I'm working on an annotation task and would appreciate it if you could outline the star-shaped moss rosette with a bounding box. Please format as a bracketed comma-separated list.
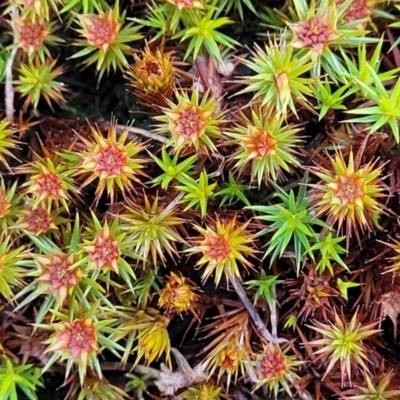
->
[82, 212, 138, 292]
[16, 150, 77, 212]
[13, 215, 114, 326]
[44, 317, 98, 369]
[307, 149, 387, 247]
[72, 2, 143, 80]
[11, 16, 63, 62]
[11, 200, 67, 238]
[200, 313, 253, 389]
[83, 219, 119, 275]
[119, 194, 187, 267]
[109, 306, 172, 367]
[125, 44, 174, 94]
[15, 57, 67, 110]
[149, 146, 197, 190]
[35, 301, 124, 385]
[238, 39, 314, 117]
[307, 232, 348, 275]
[38, 301, 123, 385]
[175, 170, 216, 217]
[186, 215, 257, 286]
[34, 252, 83, 306]
[71, 121, 148, 205]
[285, 0, 373, 80]
[132, 313, 171, 366]
[155, 88, 224, 156]
[289, 5, 341, 55]
[124, 44, 177, 107]
[172, 4, 238, 62]
[225, 105, 302, 187]
[0, 234, 32, 302]
[215, 171, 252, 207]
[249, 180, 327, 275]
[203, 333, 249, 389]
[253, 342, 302, 398]
[305, 311, 380, 386]
[158, 272, 200, 315]
[337, 0, 377, 29]
[345, 62, 400, 144]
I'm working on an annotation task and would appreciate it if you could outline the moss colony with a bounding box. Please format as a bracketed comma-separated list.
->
[1, 0, 400, 399]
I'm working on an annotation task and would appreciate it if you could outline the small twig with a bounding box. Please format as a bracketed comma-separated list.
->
[163, 191, 185, 214]
[100, 119, 168, 144]
[208, 153, 226, 179]
[229, 276, 285, 345]
[5, 9, 19, 120]
[120, 124, 168, 144]
[230, 276, 315, 400]
[98, 118, 167, 143]
[270, 285, 278, 339]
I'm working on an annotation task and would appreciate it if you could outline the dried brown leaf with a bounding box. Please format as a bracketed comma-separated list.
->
[380, 291, 400, 339]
